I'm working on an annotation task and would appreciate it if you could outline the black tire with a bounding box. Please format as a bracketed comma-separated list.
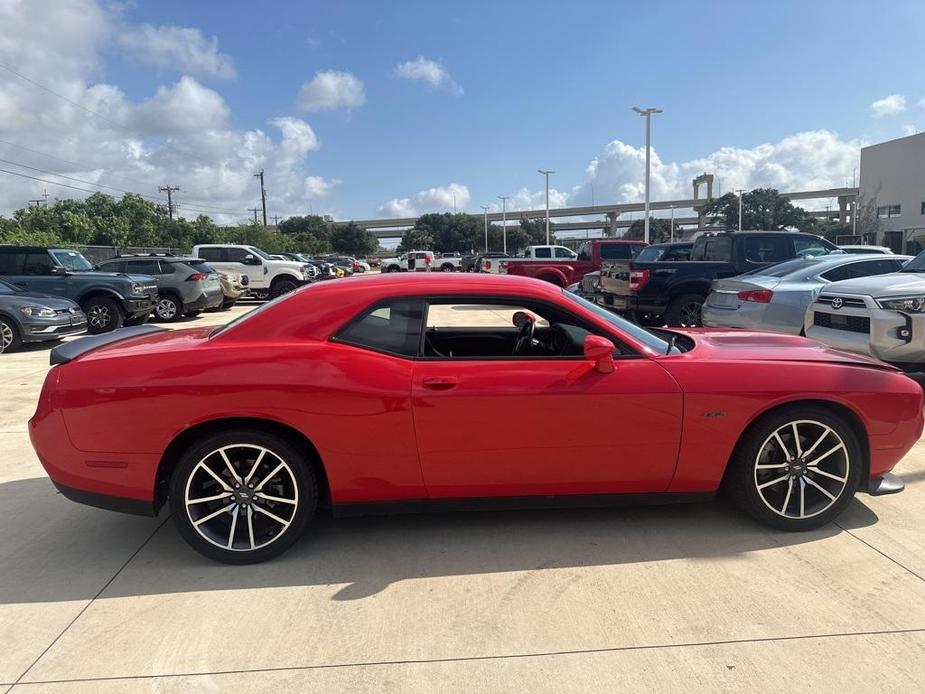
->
[440, 263, 455, 272]
[270, 278, 299, 298]
[386, 265, 401, 273]
[124, 313, 150, 327]
[221, 299, 237, 310]
[626, 310, 664, 327]
[538, 274, 564, 287]
[153, 296, 182, 322]
[185, 310, 202, 318]
[664, 293, 705, 327]
[81, 297, 124, 334]
[724, 405, 862, 531]
[169, 428, 318, 564]
[0, 316, 22, 352]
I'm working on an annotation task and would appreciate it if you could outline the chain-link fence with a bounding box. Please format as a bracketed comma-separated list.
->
[78, 245, 189, 265]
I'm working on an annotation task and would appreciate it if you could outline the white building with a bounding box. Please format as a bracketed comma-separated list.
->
[859, 132, 925, 253]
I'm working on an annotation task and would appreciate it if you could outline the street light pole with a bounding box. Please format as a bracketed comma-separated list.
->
[497, 196, 509, 254]
[632, 106, 663, 244]
[538, 169, 555, 244]
[670, 205, 675, 242]
[735, 189, 746, 231]
[480, 205, 489, 252]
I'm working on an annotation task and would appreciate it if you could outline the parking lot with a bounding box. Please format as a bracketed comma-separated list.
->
[2, 301, 925, 693]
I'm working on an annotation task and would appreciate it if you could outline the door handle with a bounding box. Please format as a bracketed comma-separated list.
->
[423, 376, 458, 390]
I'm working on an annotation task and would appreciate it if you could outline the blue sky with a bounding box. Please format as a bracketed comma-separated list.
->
[1, 0, 924, 222]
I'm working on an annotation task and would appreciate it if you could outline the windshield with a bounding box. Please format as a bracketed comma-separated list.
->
[563, 291, 673, 354]
[0, 279, 20, 294]
[900, 251, 925, 273]
[51, 250, 93, 271]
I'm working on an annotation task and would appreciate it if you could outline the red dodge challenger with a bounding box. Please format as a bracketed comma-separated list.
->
[30, 273, 923, 563]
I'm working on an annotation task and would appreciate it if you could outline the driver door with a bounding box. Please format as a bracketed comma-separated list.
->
[411, 299, 683, 499]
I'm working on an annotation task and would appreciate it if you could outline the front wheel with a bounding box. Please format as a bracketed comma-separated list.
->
[664, 293, 704, 327]
[270, 278, 298, 298]
[724, 406, 861, 531]
[81, 297, 124, 334]
[440, 263, 455, 272]
[169, 429, 318, 563]
[0, 317, 22, 352]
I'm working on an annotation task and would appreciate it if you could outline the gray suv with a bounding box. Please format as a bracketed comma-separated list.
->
[97, 255, 223, 322]
[0, 247, 158, 333]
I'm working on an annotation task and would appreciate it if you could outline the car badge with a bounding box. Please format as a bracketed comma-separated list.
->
[830, 297, 843, 310]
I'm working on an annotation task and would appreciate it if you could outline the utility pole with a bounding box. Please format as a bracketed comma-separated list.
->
[590, 182, 595, 208]
[632, 106, 663, 244]
[735, 189, 746, 231]
[271, 215, 282, 226]
[28, 198, 44, 208]
[254, 169, 268, 226]
[538, 169, 555, 244]
[497, 196, 510, 254]
[453, 192, 457, 214]
[248, 207, 260, 224]
[42, 188, 49, 205]
[480, 205, 489, 251]
[670, 205, 675, 242]
[159, 185, 180, 220]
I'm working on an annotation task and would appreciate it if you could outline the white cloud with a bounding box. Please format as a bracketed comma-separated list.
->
[902, 124, 918, 136]
[393, 57, 462, 95]
[296, 70, 365, 112]
[0, 1, 334, 223]
[379, 183, 470, 217]
[118, 24, 236, 79]
[304, 175, 339, 197]
[870, 94, 906, 118]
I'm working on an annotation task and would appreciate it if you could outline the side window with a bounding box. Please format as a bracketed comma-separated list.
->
[23, 252, 55, 275]
[535, 247, 552, 258]
[744, 236, 790, 264]
[198, 248, 224, 262]
[0, 252, 24, 274]
[600, 244, 634, 260]
[125, 260, 160, 275]
[226, 248, 253, 263]
[335, 299, 425, 357]
[554, 247, 573, 258]
[821, 260, 897, 282]
[158, 261, 177, 274]
[663, 248, 691, 261]
[700, 238, 732, 261]
[98, 260, 125, 273]
[793, 236, 833, 257]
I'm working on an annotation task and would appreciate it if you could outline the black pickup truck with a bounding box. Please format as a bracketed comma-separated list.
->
[597, 231, 839, 326]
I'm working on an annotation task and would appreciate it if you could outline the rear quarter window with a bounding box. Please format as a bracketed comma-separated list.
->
[334, 299, 425, 357]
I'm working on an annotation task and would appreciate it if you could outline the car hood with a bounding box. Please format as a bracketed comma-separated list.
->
[0, 292, 81, 309]
[671, 328, 896, 370]
[823, 272, 925, 298]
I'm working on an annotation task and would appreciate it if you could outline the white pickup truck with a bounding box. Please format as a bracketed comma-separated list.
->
[192, 244, 314, 299]
[381, 251, 437, 272]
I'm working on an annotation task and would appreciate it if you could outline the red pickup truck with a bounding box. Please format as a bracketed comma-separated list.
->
[499, 240, 647, 286]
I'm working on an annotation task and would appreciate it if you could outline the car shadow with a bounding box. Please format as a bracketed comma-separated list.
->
[0, 476, 881, 606]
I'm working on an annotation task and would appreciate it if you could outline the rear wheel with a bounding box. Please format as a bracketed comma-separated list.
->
[724, 406, 861, 531]
[665, 293, 704, 327]
[440, 263, 455, 272]
[81, 297, 123, 334]
[0, 317, 22, 352]
[169, 429, 318, 563]
[154, 296, 182, 322]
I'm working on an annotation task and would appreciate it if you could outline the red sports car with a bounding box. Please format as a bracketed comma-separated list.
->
[30, 274, 923, 563]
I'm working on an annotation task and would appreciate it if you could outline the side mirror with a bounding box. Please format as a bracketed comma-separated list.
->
[584, 335, 615, 374]
[243, 254, 261, 266]
[50, 265, 66, 275]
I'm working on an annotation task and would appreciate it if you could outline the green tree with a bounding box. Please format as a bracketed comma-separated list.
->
[278, 215, 333, 253]
[410, 213, 485, 253]
[331, 222, 378, 256]
[624, 218, 674, 243]
[397, 227, 435, 253]
[702, 188, 815, 231]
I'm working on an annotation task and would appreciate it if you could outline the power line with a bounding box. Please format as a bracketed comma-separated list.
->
[0, 63, 122, 129]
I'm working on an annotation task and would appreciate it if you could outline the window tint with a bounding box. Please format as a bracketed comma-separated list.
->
[125, 259, 160, 274]
[336, 299, 425, 357]
[186, 260, 213, 274]
[695, 237, 732, 261]
[198, 247, 224, 262]
[98, 260, 125, 273]
[821, 259, 901, 282]
[554, 247, 574, 258]
[744, 236, 791, 264]
[158, 261, 177, 274]
[0, 252, 23, 274]
[534, 247, 552, 258]
[793, 236, 835, 257]
[662, 247, 691, 261]
[227, 247, 255, 263]
[23, 252, 55, 275]
[600, 244, 636, 260]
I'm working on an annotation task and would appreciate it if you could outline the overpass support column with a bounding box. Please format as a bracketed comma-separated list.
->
[838, 196, 849, 224]
[607, 212, 620, 237]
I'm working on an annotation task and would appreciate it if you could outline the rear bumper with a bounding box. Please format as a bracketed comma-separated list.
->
[52, 481, 156, 516]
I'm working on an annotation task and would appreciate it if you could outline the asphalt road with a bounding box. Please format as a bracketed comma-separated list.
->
[2, 301, 924, 693]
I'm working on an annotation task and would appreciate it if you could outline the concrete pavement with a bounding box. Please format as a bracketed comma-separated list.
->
[2, 301, 924, 693]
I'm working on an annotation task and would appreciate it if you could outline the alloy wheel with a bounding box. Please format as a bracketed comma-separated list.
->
[678, 301, 702, 327]
[87, 304, 111, 329]
[156, 298, 178, 320]
[184, 444, 299, 552]
[0, 321, 12, 350]
[753, 419, 850, 519]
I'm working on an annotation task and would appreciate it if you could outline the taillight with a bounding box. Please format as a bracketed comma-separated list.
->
[484, 260, 492, 270]
[737, 289, 773, 303]
[185, 272, 205, 282]
[629, 269, 650, 292]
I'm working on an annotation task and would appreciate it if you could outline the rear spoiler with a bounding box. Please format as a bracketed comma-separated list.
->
[50, 325, 168, 366]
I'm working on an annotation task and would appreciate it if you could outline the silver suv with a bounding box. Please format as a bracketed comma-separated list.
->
[804, 252, 925, 369]
[98, 255, 223, 322]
